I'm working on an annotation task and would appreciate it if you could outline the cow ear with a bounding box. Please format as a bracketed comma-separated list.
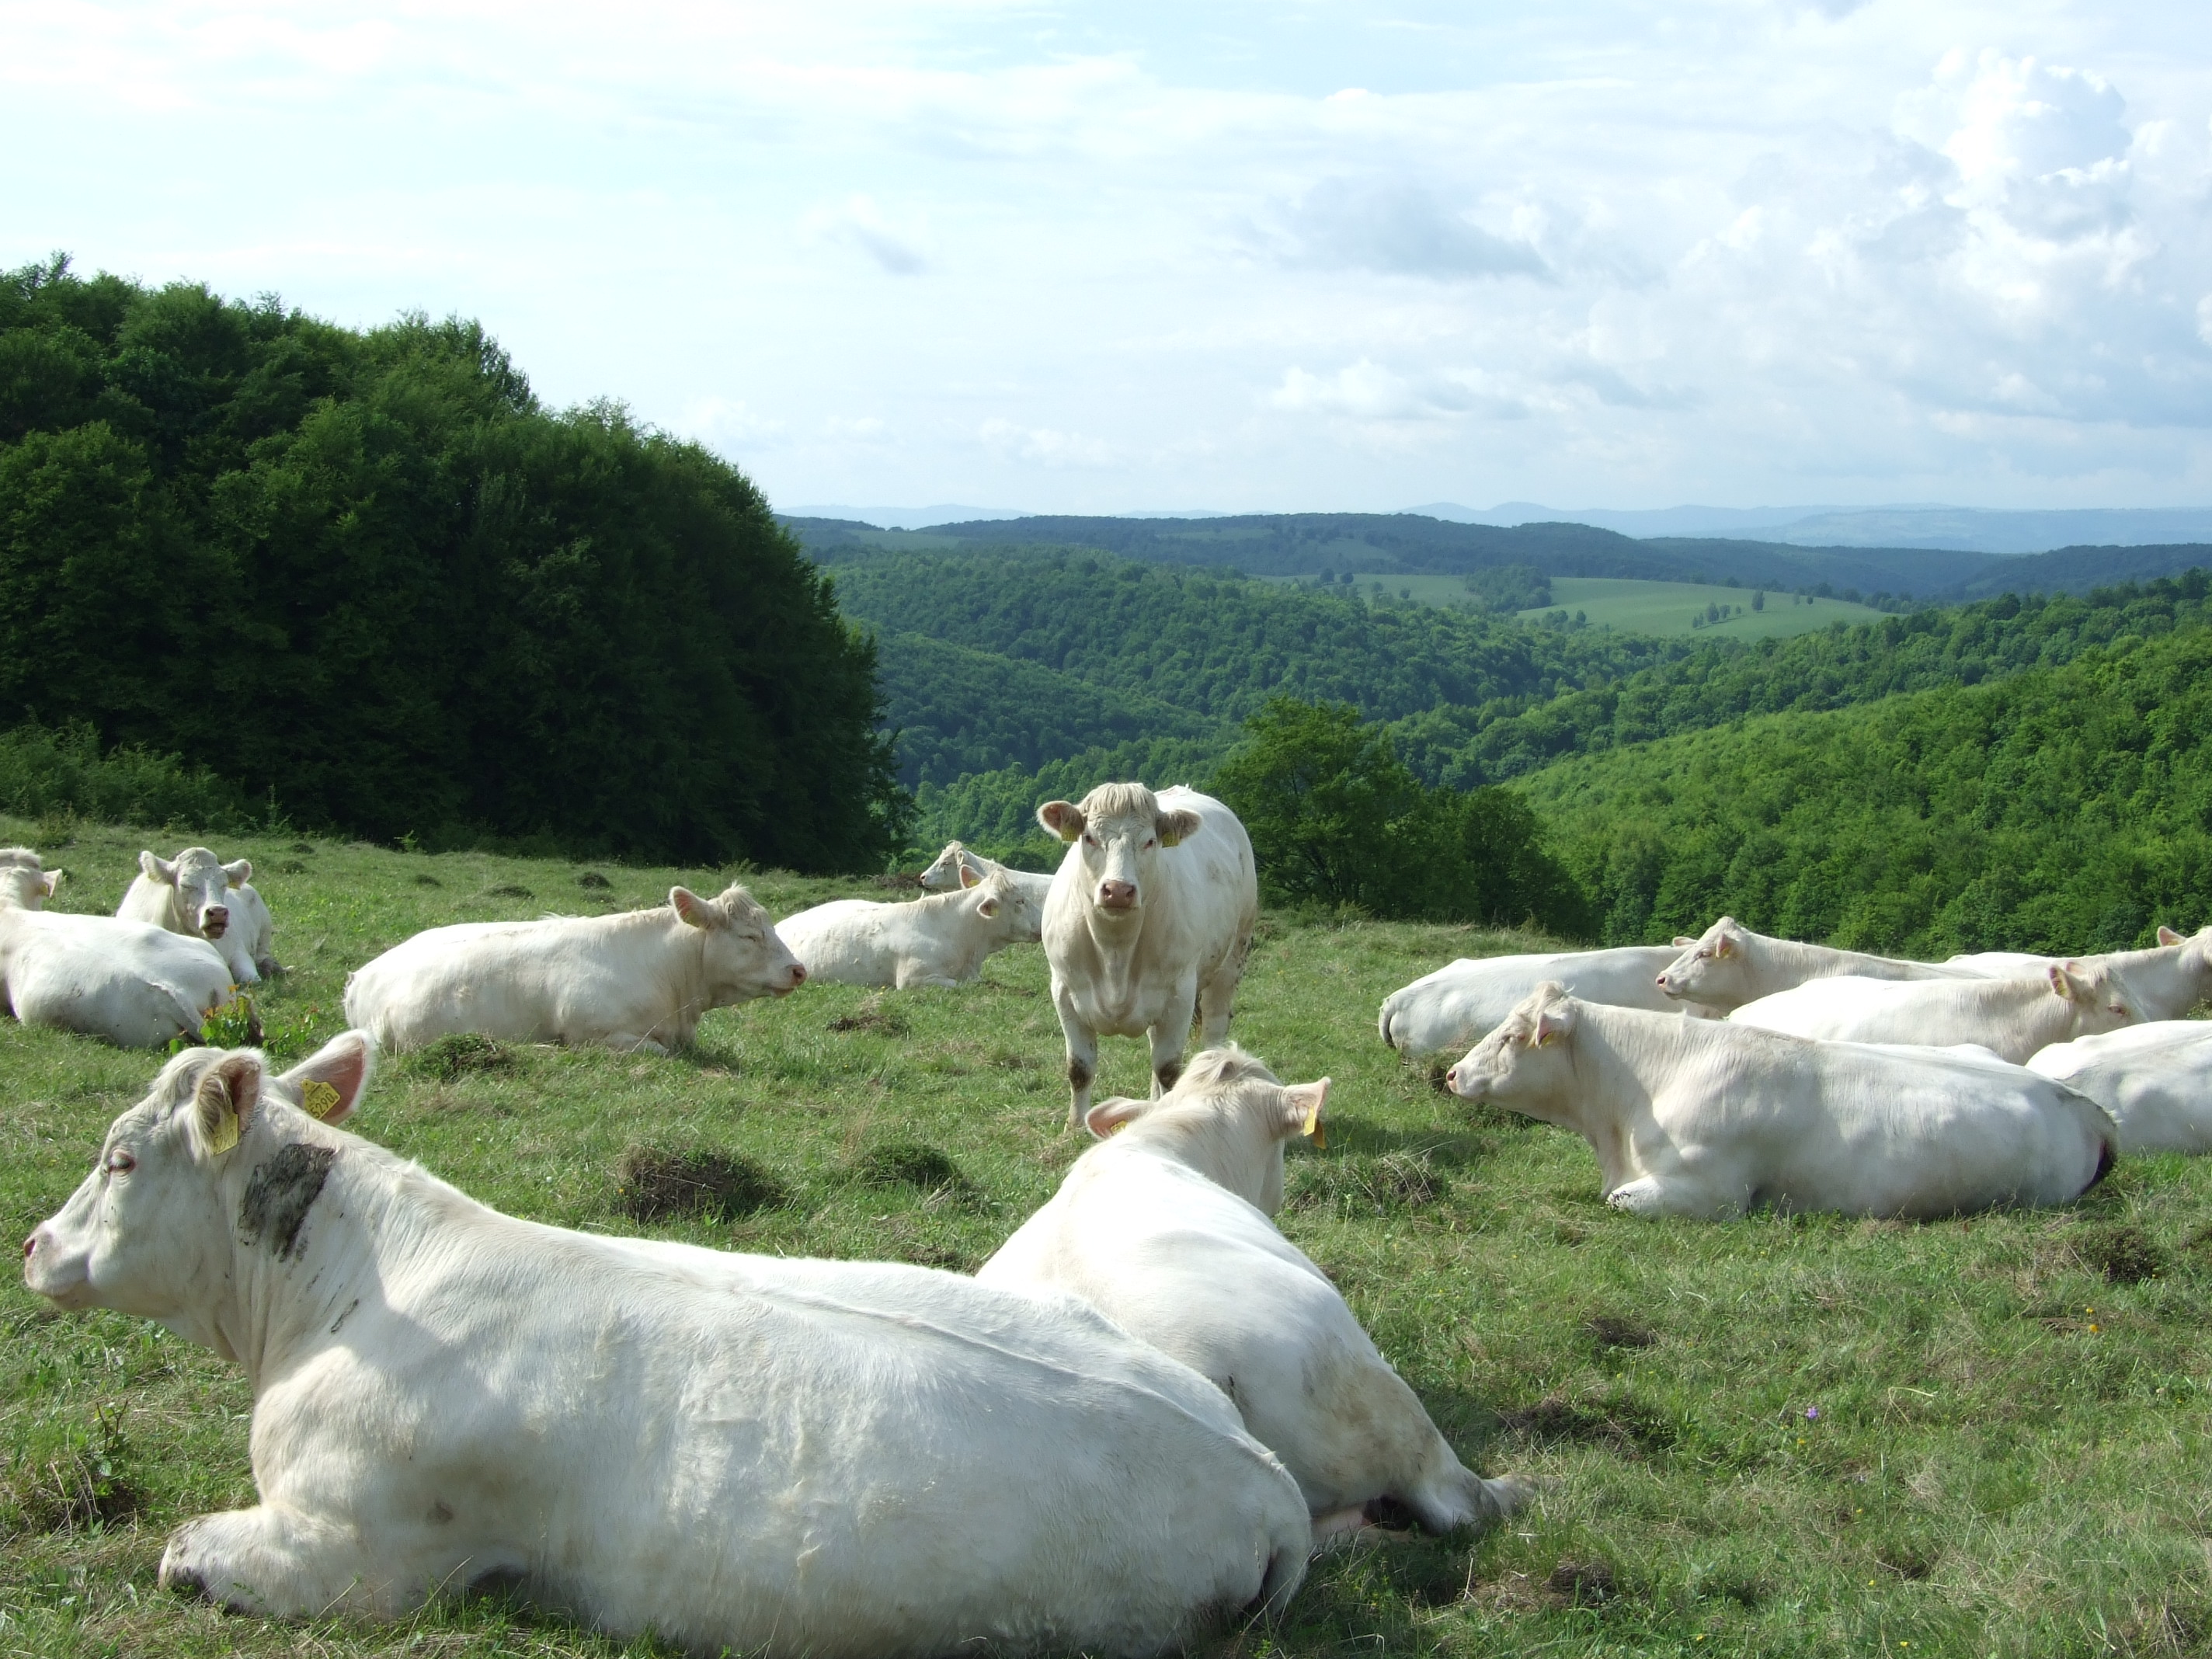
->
[222, 859, 252, 889]
[1038, 801, 1085, 843]
[1084, 1097, 1148, 1139]
[1156, 809, 1202, 847]
[277, 1031, 374, 1125]
[670, 886, 721, 929]
[141, 851, 176, 885]
[958, 863, 982, 889]
[1673, 937, 1695, 947]
[2159, 926, 2183, 946]
[190, 1055, 263, 1159]
[41, 870, 62, 897]
[1533, 1003, 1576, 1045]
[2048, 962, 2089, 1002]
[1282, 1079, 1330, 1149]
[976, 895, 1000, 919]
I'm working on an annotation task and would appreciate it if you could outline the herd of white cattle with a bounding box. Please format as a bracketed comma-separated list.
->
[13, 778, 2212, 1657]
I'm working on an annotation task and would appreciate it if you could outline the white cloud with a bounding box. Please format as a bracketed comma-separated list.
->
[802, 195, 929, 275]
[979, 418, 1116, 467]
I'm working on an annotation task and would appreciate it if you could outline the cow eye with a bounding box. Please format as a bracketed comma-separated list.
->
[1082, 833, 1098, 847]
[104, 1149, 136, 1175]
[1143, 838, 1156, 849]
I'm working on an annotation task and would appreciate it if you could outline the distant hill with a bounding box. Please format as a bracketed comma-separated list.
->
[1414, 502, 2212, 554]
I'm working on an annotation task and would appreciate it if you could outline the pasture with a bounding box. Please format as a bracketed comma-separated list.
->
[1518, 579, 1887, 639]
[4, 818, 2211, 1658]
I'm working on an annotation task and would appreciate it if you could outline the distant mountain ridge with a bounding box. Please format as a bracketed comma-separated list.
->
[1410, 502, 2212, 554]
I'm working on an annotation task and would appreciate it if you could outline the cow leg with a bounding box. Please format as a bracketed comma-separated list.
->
[1195, 936, 1249, 1047]
[600, 1033, 670, 1056]
[1053, 988, 1098, 1129]
[1147, 976, 1201, 1097]
[160, 1504, 435, 1619]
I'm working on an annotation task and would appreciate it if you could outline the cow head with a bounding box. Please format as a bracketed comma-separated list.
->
[142, 847, 250, 941]
[1083, 1045, 1329, 1215]
[673, 884, 808, 1000]
[2048, 959, 2141, 1032]
[1445, 982, 1579, 1120]
[23, 1033, 373, 1341]
[917, 841, 979, 894]
[969, 868, 1045, 944]
[0, 863, 61, 912]
[1655, 916, 1751, 1006]
[1037, 783, 1201, 917]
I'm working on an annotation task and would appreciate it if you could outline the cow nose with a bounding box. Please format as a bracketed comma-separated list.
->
[788, 963, 807, 985]
[1099, 881, 1136, 909]
[22, 1231, 37, 1261]
[1654, 973, 1668, 989]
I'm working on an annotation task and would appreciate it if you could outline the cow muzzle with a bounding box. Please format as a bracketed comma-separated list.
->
[200, 906, 230, 938]
[1097, 881, 1137, 912]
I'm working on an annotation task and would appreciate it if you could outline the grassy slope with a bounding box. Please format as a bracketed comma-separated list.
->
[5, 819, 2211, 1657]
[1525, 579, 1887, 640]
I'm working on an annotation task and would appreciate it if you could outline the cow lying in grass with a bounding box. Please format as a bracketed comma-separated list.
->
[0, 862, 232, 1048]
[1727, 963, 2141, 1063]
[343, 885, 805, 1053]
[980, 1045, 1528, 1538]
[120, 846, 280, 984]
[23, 1035, 1311, 1657]
[1947, 925, 2212, 1020]
[1379, 945, 1722, 1056]
[917, 840, 1053, 917]
[1445, 983, 2117, 1219]
[777, 869, 1042, 988]
[1654, 916, 1976, 1013]
[2029, 1022, 2212, 1155]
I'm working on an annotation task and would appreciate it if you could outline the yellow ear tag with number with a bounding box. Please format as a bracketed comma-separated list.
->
[204, 1110, 239, 1156]
[301, 1080, 341, 1121]
[1302, 1103, 1326, 1151]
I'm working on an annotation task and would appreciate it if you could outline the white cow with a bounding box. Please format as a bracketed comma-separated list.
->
[343, 885, 805, 1054]
[917, 840, 1054, 925]
[778, 870, 1042, 989]
[23, 1036, 1310, 1657]
[980, 1045, 1528, 1538]
[0, 854, 60, 906]
[2028, 1021, 2212, 1154]
[1445, 983, 2118, 1219]
[1947, 926, 2212, 1020]
[1, 868, 232, 1047]
[1728, 964, 2142, 1063]
[1379, 945, 1721, 1056]
[1037, 784, 1258, 1125]
[120, 847, 280, 985]
[1655, 916, 1976, 1013]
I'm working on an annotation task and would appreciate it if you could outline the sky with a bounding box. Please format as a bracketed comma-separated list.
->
[4, 1, 2209, 514]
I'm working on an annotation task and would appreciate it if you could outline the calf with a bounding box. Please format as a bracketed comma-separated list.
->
[1038, 784, 1258, 1125]
[1728, 964, 2141, 1063]
[2029, 1021, 2212, 1155]
[23, 1037, 1310, 1657]
[778, 870, 1042, 989]
[120, 846, 280, 984]
[1657, 916, 1975, 1013]
[917, 840, 1054, 926]
[1380, 945, 1720, 1056]
[343, 885, 805, 1053]
[1946, 926, 2212, 1019]
[0, 871, 231, 1047]
[1445, 983, 2116, 1219]
[979, 1046, 1527, 1538]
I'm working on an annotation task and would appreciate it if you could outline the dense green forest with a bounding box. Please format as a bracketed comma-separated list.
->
[0, 256, 903, 870]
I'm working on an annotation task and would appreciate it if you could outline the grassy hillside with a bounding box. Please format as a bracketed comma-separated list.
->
[1520, 579, 1885, 639]
[7, 819, 2212, 1658]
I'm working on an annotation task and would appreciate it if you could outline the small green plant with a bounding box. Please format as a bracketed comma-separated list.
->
[614, 1145, 788, 1223]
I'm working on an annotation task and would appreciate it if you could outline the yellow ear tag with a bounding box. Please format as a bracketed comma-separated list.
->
[204, 1111, 239, 1156]
[301, 1080, 341, 1121]
[1303, 1104, 1326, 1150]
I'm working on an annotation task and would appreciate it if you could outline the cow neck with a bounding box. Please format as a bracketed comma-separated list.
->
[1750, 934, 1932, 985]
[1083, 903, 1149, 1004]
[1117, 1110, 1276, 1214]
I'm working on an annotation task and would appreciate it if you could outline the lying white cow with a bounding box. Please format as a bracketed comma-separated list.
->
[1728, 964, 2141, 1063]
[1038, 783, 1258, 1125]
[2028, 1022, 2212, 1154]
[917, 840, 1053, 923]
[778, 870, 1042, 989]
[1445, 983, 2118, 1219]
[1379, 945, 1720, 1056]
[1947, 926, 2212, 1020]
[980, 1046, 1527, 1537]
[1, 865, 231, 1047]
[0, 852, 60, 905]
[343, 885, 805, 1053]
[120, 847, 280, 984]
[1656, 916, 1974, 1013]
[23, 1037, 1309, 1657]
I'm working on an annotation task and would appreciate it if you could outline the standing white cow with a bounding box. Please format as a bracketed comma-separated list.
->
[1445, 983, 2118, 1219]
[1655, 916, 1975, 1012]
[980, 1045, 1528, 1538]
[1946, 926, 2212, 1019]
[1379, 945, 1721, 1056]
[344, 885, 805, 1053]
[1037, 784, 1258, 1126]
[120, 847, 280, 984]
[23, 1036, 1310, 1657]
[0, 866, 232, 1047]
[2028, 1022, 2212, 1154]
[917, 840, 1054, 923]
[1727, 964, 2141, 1063]
[778, 870, 1042, 988]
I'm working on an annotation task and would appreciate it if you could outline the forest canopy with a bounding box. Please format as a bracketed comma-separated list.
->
[0, 256, 906, 871]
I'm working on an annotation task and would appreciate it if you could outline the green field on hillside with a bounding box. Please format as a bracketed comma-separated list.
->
[1522, 579, 1887, 638]
[7, 820, 2212, 1657]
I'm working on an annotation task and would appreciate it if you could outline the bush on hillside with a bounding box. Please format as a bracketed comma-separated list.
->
[0, 722, 252, 831]
[0, 255, 907, 871]
[1214, 699, 1591, 934]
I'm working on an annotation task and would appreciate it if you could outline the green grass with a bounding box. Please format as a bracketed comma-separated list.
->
[1520, 579, 1887, 639]
[7, 817, 2212, 1657]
